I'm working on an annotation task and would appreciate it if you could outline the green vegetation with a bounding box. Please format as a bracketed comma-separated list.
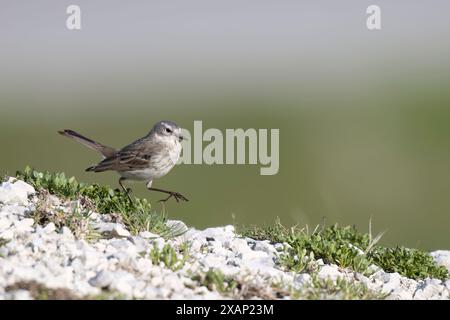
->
[5, 281, 126, 300]
[371, 247, 448, 280]
[240, 219, 449, 281]
[90, 291, 127, 300]
[31, 193, 99, 240]
[0, 238, 8, 247]
[149, 242, 190, 271]
[6, 167, 448, 298]
[15, 167, 171, 236]
[293, 275, 386, 300]
[192, 269, 238, 294]
[0, 238, 8, 257]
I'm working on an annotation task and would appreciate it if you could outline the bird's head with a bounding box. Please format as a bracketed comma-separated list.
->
[151, 120, 184, 143]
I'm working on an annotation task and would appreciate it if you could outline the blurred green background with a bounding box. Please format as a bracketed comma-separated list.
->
[1, 1, 450, 249]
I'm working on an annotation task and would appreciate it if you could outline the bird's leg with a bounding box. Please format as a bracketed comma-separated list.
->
[147, 187, 189, 203]
[119, 178, 133, 203]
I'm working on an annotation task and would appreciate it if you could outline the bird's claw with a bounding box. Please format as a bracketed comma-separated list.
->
[158, 192, 189, 203]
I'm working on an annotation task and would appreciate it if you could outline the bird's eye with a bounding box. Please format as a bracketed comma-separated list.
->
[165, 128, 172, 133]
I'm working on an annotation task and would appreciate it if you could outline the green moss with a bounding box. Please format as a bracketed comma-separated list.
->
[240, 219, 449, 281]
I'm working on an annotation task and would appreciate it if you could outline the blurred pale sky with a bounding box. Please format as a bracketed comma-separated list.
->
[1, 1, 450, 109]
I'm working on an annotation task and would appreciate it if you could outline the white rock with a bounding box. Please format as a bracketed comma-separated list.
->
[315, 259, 325, 267]
[129, 236, 150, 253]
[4, 187, 448, 302]
[445, 280, 450, 291]
[366, 264, 382, 274]
[89, 270, 115, 288]
[0, 217, 11, 231]
[294, 273, 312, 286]
[30, 237, 45, 252]
[139, 231, 159, 239]
[109, 271, 137, 296]
[8, 289, 33, 300]
[1, 204, 30, 219]
[187, 226, 235, 244]
[13, 179, 35, 194]
[379, 272, 402, 294]
[92, 222, 131, 238]
[88, 212, 100, 220]
[13, 218, 34, 232]
[229, 238, 250, 254]
[414, 279, 446, 300]
[43, 222, 56, 234]
[274, 243, 285, 251]
[47, 195, 61, 206]
[60, 226, 74, 239]
[111, 224, 131, 238]
[317, 265, 344, 281]
[0, 180, 35, 205]
[0, 228, 14, 240]
[430, 250, 450, 273]
[237, 249, 269, 261]
[387, 289, 413, 300]
[371, 272, 416, 299]
[253, 240, 277, 256]
[134, 258, 153, 274]
[109, 239, 136, 253]
[202, 255, 226, 268]
[80, 247, 102, 269]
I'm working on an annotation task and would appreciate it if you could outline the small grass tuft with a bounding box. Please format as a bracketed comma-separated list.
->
[90, 291, 127, 300]
[0, 238, 8, 247]
[149, 242, 190, 271]
[294, 275, 386, 300]
[192, 269, 238, 294]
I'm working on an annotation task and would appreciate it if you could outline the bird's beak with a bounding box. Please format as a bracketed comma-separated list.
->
[178, 134, 187, 142]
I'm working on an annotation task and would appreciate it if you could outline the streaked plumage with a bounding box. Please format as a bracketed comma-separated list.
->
[58, 120, 188, 202]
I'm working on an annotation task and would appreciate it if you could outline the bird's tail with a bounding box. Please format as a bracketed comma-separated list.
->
[85, 165, 97, 172]
[58, 129, 117, 158]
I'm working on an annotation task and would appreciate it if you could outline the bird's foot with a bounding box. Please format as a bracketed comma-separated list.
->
[158, 192, 189, 203]
[121, 188, 133, 203]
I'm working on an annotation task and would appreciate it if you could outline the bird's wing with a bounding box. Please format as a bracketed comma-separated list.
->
[86, 137, 163, 172]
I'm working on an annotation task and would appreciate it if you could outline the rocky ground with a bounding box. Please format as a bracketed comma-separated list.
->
[1, 177, 450, 300]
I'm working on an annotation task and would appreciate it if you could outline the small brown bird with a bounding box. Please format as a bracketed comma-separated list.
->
[58, 121, 188, 203]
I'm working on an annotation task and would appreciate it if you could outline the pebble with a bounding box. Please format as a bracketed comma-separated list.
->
[89, 270, 115, 288]
[0, 178, 35, 205]
[43, 222, 56, 234]
[431, 250, 450, 273]
[13, 218, 34, 233]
